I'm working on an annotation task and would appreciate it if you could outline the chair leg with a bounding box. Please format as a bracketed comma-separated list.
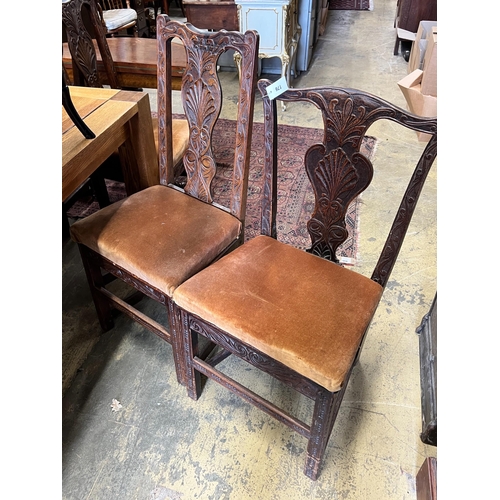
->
[305, 386, 346, 480]
[78, 245, 115, 332]
[180, 310, 203, 400]
[63, 206, 71, 239]
[168, 301, 188, 386]
[89, 172, 111, 208]
[118, 141, 141, 196]
[393, 35, 400, 55]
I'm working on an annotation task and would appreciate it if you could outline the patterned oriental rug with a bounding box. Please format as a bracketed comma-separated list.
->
[329, 0, 371, 10]
[66, 119, 378, 264]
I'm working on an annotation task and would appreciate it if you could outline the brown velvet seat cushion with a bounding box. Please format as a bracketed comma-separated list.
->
[152, 117, 189, 167]
[173, 235, 384, 392]
[70, 184, 242, 297]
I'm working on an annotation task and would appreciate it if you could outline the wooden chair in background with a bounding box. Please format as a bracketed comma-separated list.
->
[69, 18, 260, 385]
[62, 0, 187, 91]
[98, 0, 138, 36]
[172, 81, 437, 480]
[62, 0, 189, 180]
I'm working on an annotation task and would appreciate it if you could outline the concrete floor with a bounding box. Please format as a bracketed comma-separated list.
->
[62, 1, 437, 498]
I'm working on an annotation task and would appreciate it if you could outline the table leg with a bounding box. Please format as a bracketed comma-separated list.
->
[112, 91, 159, 190]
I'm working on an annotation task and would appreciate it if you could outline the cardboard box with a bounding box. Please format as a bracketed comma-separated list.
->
[408, 21, 437, 74]
[397, 70, 437, 142]
[421, 26, 437, 97]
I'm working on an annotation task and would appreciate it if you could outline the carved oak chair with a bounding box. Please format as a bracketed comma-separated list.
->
[172, 80, 437, 479]
[62, 0, 189, 180]
[69, 17, 260, 385]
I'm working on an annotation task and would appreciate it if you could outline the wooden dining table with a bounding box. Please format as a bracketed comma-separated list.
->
[62, 86, 158, 203]
[62, 37, 186, 90]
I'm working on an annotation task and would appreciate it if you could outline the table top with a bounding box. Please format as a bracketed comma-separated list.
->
[62, 86, 154, 202]
[62, 87, 123, 135]
[62, 37, 187, 77]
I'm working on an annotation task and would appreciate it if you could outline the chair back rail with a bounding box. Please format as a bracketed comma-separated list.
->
[257, 80, 437, 288]
[99, 0, 131, 10]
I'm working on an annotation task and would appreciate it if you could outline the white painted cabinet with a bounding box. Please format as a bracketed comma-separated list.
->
[236, 0, 301, 88]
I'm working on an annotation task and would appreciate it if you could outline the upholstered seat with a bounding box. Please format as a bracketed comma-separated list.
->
[70, 184, 242, 297]
[173, 235, 383, 391]
[98, 0, 137, 35]
[102, 8, 137, 31]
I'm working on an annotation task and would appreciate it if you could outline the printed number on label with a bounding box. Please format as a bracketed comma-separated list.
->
[266, 77, 289, 100]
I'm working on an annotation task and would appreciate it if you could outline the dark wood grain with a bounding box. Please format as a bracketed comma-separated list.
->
[183, 0, 239, 31]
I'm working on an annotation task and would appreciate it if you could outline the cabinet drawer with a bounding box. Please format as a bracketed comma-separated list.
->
[184, 1, 239, 31]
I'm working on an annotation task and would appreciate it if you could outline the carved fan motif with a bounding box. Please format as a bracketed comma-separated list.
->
[182, 45, 221, 202]
[62, 7, 101, 87]
[62, 0, 119, 89]
[305, 145, 372, 261]
[303, 91, 396, 149]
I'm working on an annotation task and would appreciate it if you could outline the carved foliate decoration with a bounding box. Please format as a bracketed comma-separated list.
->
[258, 80, 437, 271]
[62, 0, 100, 87]
[305, 145, 372, 260]
[187, 316, 320, 400]
[156, 18, 259, 220]
[371, 134, 437, 287]
[180, 38, 223, 203]
[62, 0, 119, 89]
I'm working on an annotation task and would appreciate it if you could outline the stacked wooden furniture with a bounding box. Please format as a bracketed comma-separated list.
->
[183, 0, 301, 92]
[63, 0, 189, 183]
[62, 0, 186, 90]
[183, 0, 239, 30]
[393, 0, 437, 55]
